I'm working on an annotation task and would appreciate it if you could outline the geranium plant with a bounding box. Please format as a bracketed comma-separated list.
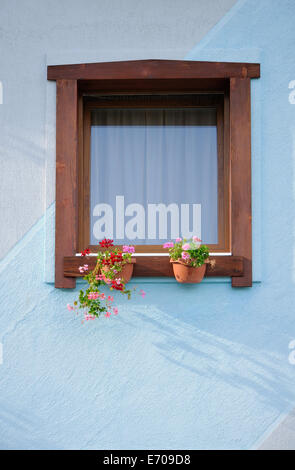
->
[67, 238, 145, 322]
[164, 236, 211, 283]
[164, 236, 209, 267]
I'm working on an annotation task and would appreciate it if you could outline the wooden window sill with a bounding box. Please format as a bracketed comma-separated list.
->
[63, 255, 244, 278]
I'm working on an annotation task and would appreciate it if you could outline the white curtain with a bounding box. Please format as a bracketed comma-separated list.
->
[90, 107, 218, 245]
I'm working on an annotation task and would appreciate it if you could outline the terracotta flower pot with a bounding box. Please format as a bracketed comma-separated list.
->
[102, 258, 136, 284]
[171, 259, 206, 284]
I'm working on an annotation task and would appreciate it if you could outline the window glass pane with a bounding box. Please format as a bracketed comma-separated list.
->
[90, 107, 218, 245]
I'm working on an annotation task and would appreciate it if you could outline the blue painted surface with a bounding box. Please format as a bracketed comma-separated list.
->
[1, 0, 295, 449]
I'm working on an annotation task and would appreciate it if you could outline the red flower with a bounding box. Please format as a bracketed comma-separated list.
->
[109, 251, 123, 265]
[99, 238, 114, 248]
[81, 248, 91, 257]
[111, 280, 124, 291]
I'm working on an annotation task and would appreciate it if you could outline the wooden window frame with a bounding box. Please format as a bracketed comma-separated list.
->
[47, 59, 260, 288]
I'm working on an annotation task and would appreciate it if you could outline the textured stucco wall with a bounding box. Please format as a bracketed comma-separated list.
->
[1, 0, 295, 450]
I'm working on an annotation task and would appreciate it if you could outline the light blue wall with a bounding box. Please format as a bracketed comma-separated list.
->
[1, 0, 295, 450]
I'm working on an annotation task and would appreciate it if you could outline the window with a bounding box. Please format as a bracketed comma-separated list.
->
[80, 94, 229, 254]
[48, 60, 260, 288]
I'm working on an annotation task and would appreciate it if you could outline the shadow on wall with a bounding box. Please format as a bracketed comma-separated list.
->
[134, 304, 294, 412]
[0, 401, 62, 450]
[0, 128, 45, 167]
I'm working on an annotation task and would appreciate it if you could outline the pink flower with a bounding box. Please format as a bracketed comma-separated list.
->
[108, 295, 114, 302]
[99, 293, 106, 300]
[182, 251, 190, 260]
[123, 245, 135, 253]
[140, 289, 146, 298]
[175, 237, 182, 242]
[163, 242, 174, 248]
[88, 292, 99, 300]
[113, 307, 119, 315]
[105, 312, 111, 318]
[96, 274, 104, 281]
[182, 243, 190, 251]
[79, 264, 89, 273]
[85, 314, 96, 321]
[67, 304, 74, 311]
[192, 236, 201, 248]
